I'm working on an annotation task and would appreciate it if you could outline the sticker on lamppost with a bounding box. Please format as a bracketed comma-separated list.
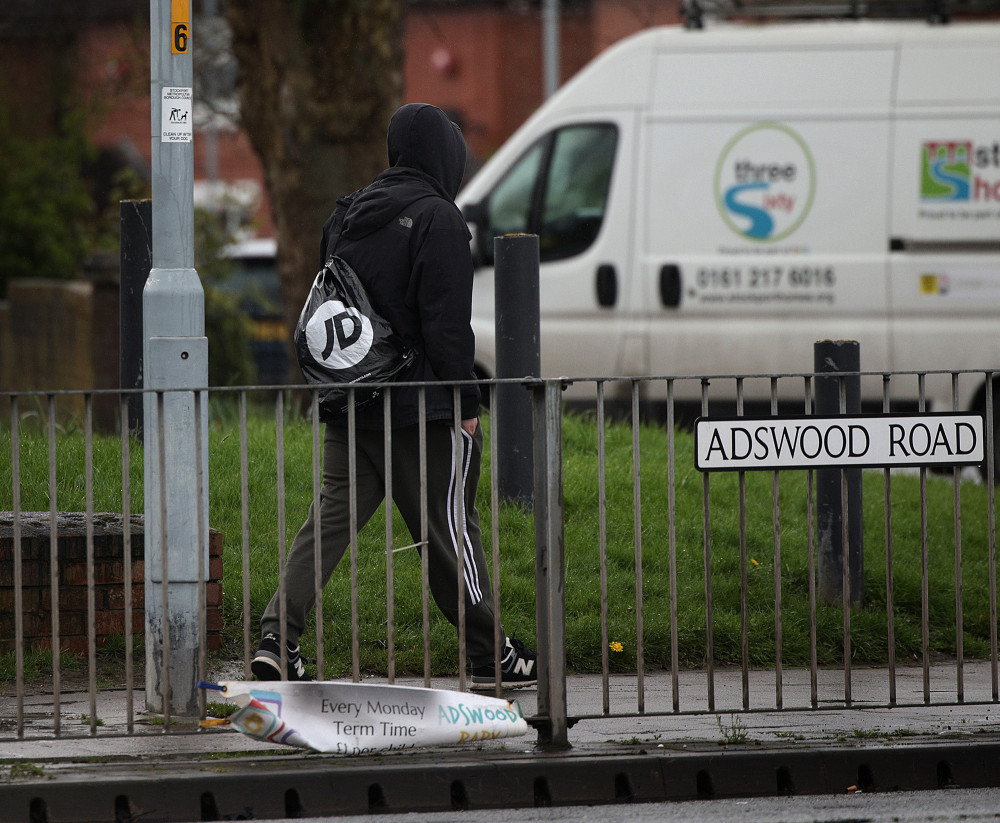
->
[695, 413, 984, 472]
[161, 86, 193, 143]
[199, 680, 529, 755]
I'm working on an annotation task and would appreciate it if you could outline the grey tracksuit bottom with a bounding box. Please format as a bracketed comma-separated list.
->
[260, 421, 503, 663]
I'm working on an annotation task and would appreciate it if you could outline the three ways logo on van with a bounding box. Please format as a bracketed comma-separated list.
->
[714, 123, 816, 243]
[920, 141, 1000, 202]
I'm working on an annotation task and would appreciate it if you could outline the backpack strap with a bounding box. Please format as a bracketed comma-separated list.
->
[324, 191, 360, 261]
[323, 190, 443, 265]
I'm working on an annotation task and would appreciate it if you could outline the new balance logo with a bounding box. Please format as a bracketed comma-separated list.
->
[512, 657, 535, 677]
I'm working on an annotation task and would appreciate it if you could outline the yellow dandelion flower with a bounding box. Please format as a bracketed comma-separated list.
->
[609, 641, 624, 653]
[750, 558, 760, 567]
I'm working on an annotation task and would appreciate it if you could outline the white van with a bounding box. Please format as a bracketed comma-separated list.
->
[458, 20, 1000, 429]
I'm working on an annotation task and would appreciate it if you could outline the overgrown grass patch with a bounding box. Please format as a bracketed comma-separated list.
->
[2, 403, 997, 679]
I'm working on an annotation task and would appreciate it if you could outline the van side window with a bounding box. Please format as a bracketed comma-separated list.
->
[540, 125, 617, 261]
[485, 141, 544, 244]
[482, 123, 618, 264]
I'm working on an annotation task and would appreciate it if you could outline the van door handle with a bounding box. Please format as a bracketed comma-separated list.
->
[660, 264, 682, 308]
[596, 264, 617, 307]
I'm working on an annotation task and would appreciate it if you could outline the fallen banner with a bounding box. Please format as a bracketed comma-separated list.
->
[199, 680, 528, 755]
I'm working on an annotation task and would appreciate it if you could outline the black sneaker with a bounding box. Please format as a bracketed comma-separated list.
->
[251, 632, 313, 681]
[471, 635, 537, 690]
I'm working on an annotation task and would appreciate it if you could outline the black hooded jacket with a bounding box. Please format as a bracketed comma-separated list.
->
[318, 104, 480, 428]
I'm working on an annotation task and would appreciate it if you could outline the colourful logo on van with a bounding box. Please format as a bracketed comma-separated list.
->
[921, 142, 971, 201]
[920, 140, 1000, 203]
[714, 123, 816, 243]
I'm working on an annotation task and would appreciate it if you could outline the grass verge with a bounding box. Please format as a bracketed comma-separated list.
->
[2, 403, 997, 678]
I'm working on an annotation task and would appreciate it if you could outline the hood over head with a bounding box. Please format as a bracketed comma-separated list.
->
[338, 104, 468, 242]
[386, 103, 467, 200]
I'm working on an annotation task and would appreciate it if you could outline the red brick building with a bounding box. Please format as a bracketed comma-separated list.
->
[8, 2, 1000, 242]
[78, 1, 682, 239]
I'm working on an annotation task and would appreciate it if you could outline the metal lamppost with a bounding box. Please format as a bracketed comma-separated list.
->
[144, 0, 209, 718]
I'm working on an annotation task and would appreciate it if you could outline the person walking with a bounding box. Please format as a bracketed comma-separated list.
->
[252, 103, 537, 690]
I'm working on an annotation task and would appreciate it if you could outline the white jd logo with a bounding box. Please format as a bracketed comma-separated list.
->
[321, 310, 363, 359]
[305, 299, 373, 370]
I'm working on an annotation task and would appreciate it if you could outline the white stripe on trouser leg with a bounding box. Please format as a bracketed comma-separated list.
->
[447, 428, 483, 604]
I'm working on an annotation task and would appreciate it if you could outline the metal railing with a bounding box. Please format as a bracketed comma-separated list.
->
[539, 369, 998, 749]
[1, 368, 997, 746]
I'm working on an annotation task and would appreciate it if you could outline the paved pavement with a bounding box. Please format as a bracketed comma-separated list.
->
[3, 662, 1000, 822]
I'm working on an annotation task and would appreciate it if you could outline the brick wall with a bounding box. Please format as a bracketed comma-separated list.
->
[0, 512, 224, 655]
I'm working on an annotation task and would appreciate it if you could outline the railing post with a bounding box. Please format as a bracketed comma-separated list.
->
[532, 378, 569, 749]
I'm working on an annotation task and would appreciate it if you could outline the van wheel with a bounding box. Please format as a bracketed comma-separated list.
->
[974, 377, 1000, 484]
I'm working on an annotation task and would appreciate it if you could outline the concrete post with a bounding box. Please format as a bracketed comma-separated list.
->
[145, 0, 209, 718]
[815, 340, 864, 609]
[494, 234, 540, 507]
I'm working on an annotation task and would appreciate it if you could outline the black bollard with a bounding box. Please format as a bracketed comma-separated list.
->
[494, 233, 541, 507]
[119, 200, 152, 440]
[815, 340, 864, 608]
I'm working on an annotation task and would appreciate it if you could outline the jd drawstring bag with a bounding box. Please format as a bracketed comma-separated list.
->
[294, 254, 415, 416]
